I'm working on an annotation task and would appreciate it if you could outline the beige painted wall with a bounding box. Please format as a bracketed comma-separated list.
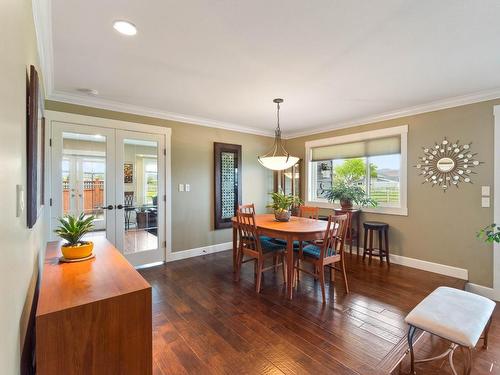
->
[286, 100, 499, 287]
[46, 99, 497, 286]
[0, 1, 47, 374]
[45, 101, 274, 252]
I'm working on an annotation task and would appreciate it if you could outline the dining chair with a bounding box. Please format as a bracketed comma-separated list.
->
[298, 205, 320, 220]
[294, 214, 350, 303]
[235, 210, 287, 292]
[124, 192, 135, 230]
[238, 203, 256, 214]
[275, 205, 321, 278]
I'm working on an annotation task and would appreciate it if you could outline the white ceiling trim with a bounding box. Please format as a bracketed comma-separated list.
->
[285, 88, 500, 139]
[48, 90, 275, 137]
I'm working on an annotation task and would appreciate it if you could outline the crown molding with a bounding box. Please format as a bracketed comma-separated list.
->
[283, 88, 500, 139]
[48, 91, 275, 137]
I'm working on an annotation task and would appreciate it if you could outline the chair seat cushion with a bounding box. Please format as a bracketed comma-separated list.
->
[301, 244, 324, 258]
[241, 235, 273, 242]
[273, 239, 302, 248]
[405, 286, 495, 347]
[260, 238, 285, 253]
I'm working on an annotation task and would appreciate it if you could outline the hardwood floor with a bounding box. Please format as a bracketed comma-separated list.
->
[139, 251, 497, 375]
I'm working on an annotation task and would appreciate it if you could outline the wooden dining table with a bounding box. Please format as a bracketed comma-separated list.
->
[232, 213, 329, 300]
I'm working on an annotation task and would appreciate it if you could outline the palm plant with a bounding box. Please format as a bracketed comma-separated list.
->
[54, 213, 95, 246]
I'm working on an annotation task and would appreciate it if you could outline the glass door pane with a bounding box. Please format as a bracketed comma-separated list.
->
[62, 132, 108, 232]
[115, 131, 165, 266]
[51, 122, 116, 243]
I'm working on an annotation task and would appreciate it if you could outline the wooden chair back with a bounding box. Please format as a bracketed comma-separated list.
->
[298, 206, 320, 220]
[236, 210, 262, 257]
[238, 203, 255, 214]
[124, 191, 134, 206]
[321, 214, 349, 260]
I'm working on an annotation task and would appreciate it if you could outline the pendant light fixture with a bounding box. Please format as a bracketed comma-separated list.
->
[258, 98, 299, 171]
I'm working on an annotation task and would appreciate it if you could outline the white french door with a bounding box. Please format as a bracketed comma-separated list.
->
[115, 130, 165, 266]
[51, 121, 166, 266]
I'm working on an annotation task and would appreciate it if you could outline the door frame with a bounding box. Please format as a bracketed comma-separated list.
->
[494, 105, 500, 299]
[45, 110, 172, 266]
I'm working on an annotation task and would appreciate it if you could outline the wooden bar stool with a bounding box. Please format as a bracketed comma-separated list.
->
[363, 221, 390, 263]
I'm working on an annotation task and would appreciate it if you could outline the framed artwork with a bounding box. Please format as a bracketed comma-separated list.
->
[124, 163, 134, 183]
[27, 65, 44, 228]
[214, 142, 242, 229]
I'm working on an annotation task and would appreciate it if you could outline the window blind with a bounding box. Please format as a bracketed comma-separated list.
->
[311, 136, 401, 162]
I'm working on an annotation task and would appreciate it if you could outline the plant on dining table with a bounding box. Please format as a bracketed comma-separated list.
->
[267, 190, 302, 222]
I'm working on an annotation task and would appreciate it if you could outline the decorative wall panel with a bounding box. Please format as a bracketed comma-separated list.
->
[214, 143, 242, 229]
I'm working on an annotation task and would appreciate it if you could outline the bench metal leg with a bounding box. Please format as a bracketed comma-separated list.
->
[407, 325, 475, 375]
[464, 347, 472, 375]
[407, 325, 417, 374]
[482, 316, 492, 349]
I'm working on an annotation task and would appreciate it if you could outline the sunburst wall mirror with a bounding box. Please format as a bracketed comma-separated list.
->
[415, 138, 482, 191]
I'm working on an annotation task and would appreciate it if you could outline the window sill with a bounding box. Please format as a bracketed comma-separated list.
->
[305, 200, 408, 216]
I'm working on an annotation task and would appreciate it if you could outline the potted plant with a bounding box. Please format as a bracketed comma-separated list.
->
[477, 224, 500, 243]
[54, 213, 95, 260]
[323, 181, 377, 210]
[267, 190, 302, 222]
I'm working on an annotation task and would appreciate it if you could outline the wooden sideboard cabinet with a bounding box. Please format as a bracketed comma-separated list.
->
[36, 237, 152, 375]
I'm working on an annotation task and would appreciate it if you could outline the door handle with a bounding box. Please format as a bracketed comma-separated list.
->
[116, 204, 124, 210]
[101, 205, 114, 210]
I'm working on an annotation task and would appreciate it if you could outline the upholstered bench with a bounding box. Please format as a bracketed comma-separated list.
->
[405, 287, 495, 375]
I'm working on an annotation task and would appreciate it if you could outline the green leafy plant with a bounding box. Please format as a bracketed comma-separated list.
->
[54, 213, 95, 246]
[333, 158, 377, 184]
[477, 224, 500, 244]
[323, 180, 377, 207]
[267, 190, 302, 212]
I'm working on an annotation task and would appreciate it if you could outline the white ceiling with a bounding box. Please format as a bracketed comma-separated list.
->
[45, 0, 500, 137]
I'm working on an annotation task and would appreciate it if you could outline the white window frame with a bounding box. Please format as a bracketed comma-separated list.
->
[305, 125, 408, 216]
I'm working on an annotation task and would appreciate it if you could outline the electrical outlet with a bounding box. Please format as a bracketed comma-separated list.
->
[481, 186, 490, 196]
[185, 184, 191, 192]
[178, 184, 184, 192]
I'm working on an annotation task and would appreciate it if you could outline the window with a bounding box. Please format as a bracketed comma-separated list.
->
[143, 158, 158, 205]
[306, 125, 408, 215]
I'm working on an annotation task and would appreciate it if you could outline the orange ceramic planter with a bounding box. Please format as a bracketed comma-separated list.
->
[61, 241, 94, 259]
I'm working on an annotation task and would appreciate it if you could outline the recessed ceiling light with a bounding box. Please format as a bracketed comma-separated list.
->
[76, 88, 99, 96]
[113, 20, 137, 36]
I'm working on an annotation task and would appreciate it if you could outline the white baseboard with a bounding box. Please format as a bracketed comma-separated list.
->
[353, 248, 469, 280]
[388, 253, 469, 280]
[166, 241, 232, 262]
[466, 283, 499, 301]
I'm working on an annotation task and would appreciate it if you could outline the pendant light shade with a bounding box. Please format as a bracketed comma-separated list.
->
[258, 99, 299, 171]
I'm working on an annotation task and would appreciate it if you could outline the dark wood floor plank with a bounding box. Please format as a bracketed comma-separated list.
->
[140, 250, 498, 375]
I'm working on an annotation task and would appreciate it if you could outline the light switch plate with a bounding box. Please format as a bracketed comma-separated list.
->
[482, 197, 490, 208]
[481, 186, 490, 196]
[178, 184, 184, 192]
[185, 184, 191, 192]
